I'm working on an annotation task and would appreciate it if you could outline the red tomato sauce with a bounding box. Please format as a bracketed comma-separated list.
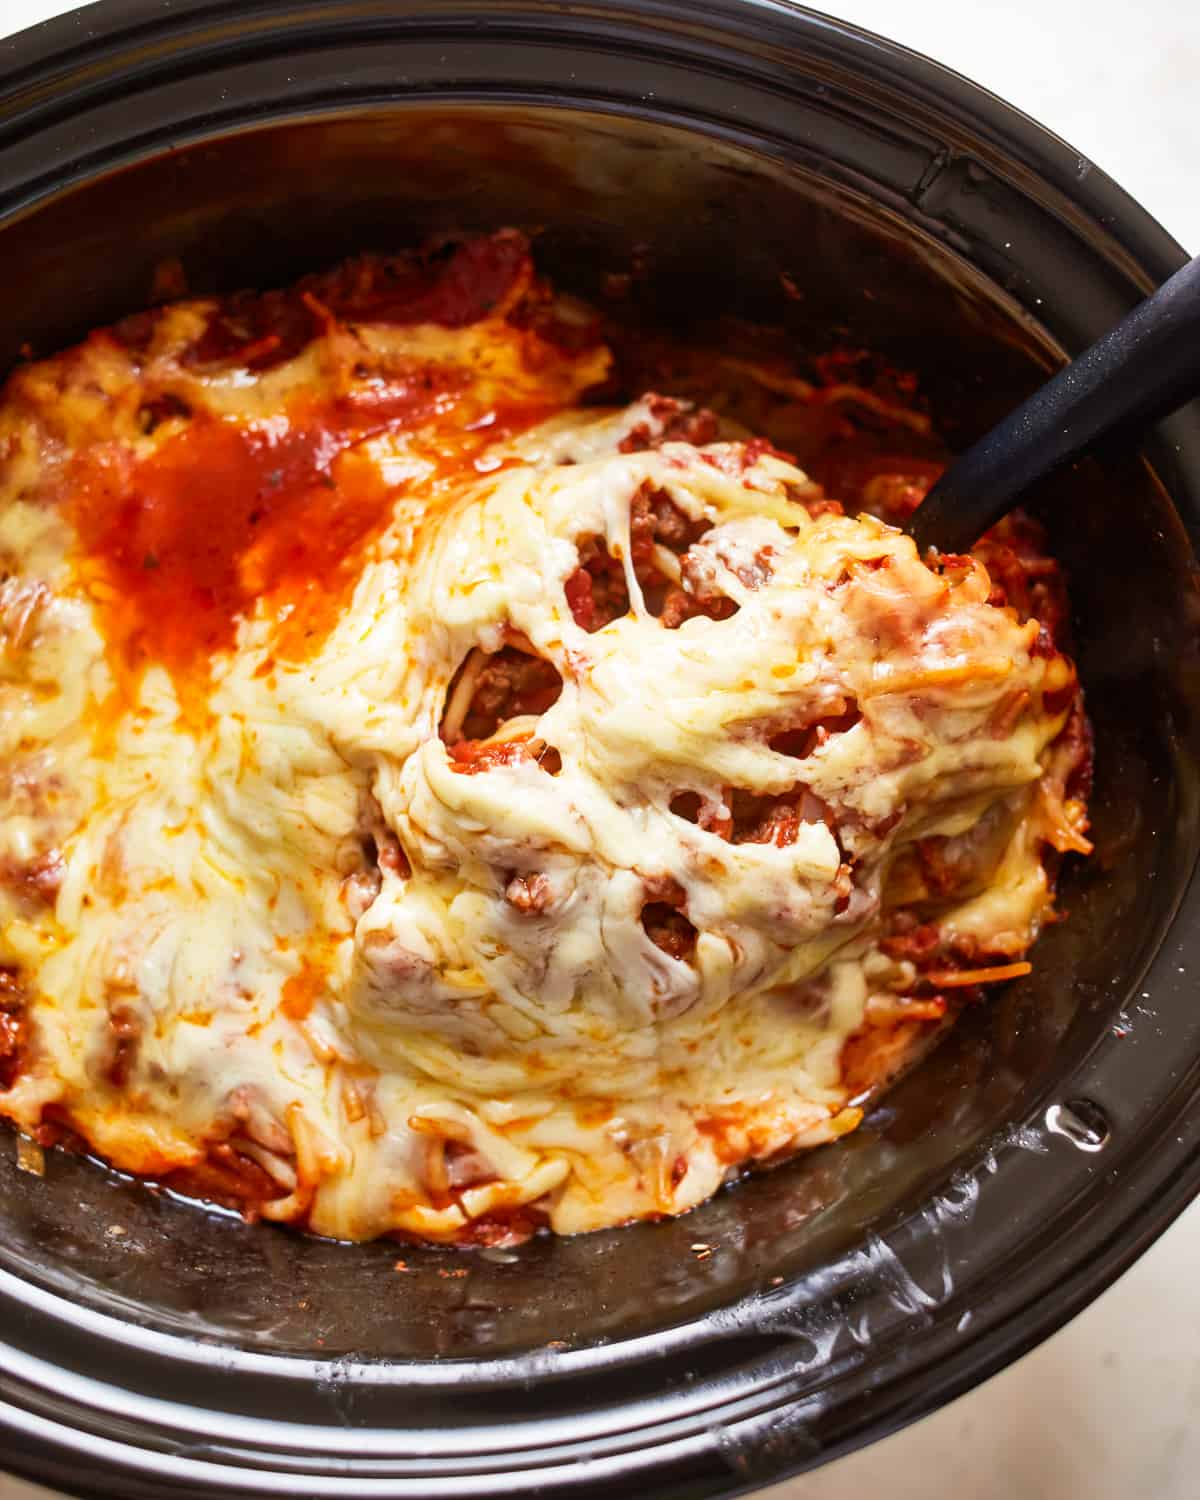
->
[68, 387, 554, 718]
[69, 406, 395, 708]
[65, 231, 573, 722]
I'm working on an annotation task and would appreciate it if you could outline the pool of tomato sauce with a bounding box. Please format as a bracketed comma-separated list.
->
[68, 387, 554, 723]
[62, 229, 567, 726]
[64, 234, 565, 728]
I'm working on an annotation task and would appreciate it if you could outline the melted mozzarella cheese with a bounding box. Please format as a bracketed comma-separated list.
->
[0, 298, 1080, 1242]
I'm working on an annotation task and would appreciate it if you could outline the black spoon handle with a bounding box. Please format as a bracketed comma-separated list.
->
[909, 252, 1200, 555]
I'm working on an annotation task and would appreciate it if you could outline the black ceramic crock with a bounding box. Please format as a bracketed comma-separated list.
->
[2, 3, 1200, 1497]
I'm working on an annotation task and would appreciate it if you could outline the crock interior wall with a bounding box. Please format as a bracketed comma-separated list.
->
[0, 105, 1196, 1361]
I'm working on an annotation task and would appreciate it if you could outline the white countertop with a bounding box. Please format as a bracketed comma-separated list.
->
[0, 2, 1197, 1498]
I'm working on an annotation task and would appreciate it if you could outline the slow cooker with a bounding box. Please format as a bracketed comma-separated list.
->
[1, 3, 1199, 1496]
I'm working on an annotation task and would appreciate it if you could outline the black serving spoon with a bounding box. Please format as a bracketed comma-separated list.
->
[909, 252, 1200, 555]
